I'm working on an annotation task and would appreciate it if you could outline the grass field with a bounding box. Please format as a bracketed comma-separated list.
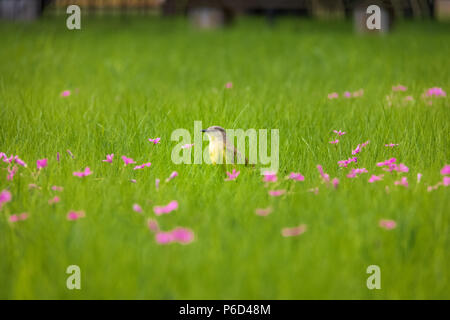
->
[0, 16, 449, 299]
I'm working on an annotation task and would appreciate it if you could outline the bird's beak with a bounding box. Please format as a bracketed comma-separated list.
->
[201, 129, 207, 132]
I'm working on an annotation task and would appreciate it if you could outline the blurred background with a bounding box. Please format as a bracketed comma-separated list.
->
[1, 0, 449, 31]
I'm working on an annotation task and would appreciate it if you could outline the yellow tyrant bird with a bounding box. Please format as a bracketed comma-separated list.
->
[202, 126, 249, 166]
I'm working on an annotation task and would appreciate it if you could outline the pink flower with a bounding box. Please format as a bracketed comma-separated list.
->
[338, 157, 357, 168]
[155, 178, 160, 190]
[441, 165, 450, 175]
[67, 210, 85, 221]
[417, 173, 422, 183]
[102, 154, 114, 163]
[384, 163, 409, 173]
[57, 152, 60, 162]
[404, 96, 414, 102]
[328, 92, 338, 99]
[155, 232, 174, 244]
[317, 165, 330, 183]
[130, 179, 137, 183]
[352, 145, 361, 155]
[347, 168, 368, 178]
[154, 227, 195, 245]
[394, 177, 408, 188]
[329, 139, 339, 144]
[48, 196, 60, 205]
[36, 158, 48, 170]
[392, 85, 407, 92]
[368, 174, 383, 183]
[147, 219, 159, 232]
[154, 200, 178, 216]
[171, 227, 195, 244]
[225, 169, 240, 181]
[443, 176, 450, 186]
[14, 156, 27, 167]
[134, 162, 152, 170]
[73, 167, 92, 177]
[282, 224, 307, 237]
[344, 91, 352, 98]
[181, 143, 194, 149]
[332, 178, 339, 189]
[268, 190, 286, 197]
[333, 130, 346, 136]
[132, 204, 142, 213]
[352, 89, 364, 97]
[9, 213, 28, 222]
[385, 143, 399, 147]
[426, 87, 446, 97]
[165, 171, 178, 182]
[121, 156, 135, 166]
[7, 166, 18, 181]
[60, 90, 71, 97]
[379, 219, 396, 230]
[0, 189, 12, 209]
[288, 172, 304, 181]
[255, 207, 272, 216]
[67, 149, 75, 159]
[263, 171, 277, 182]
[52, 185, 64, 192]
[377, 158, 397, 167]
[225, 82, 233, 89]
[3, 154, 13, 163]
[148, 137, 161, 144]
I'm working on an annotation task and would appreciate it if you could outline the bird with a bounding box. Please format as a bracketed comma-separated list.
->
[202, 126, 249, 166]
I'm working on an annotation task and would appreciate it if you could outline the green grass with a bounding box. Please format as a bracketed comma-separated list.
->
[0, 16, 449, 299]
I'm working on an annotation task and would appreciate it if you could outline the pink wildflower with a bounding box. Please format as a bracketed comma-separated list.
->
[317, 165, 330, 183]
[282, 224, 307, 237]
[288, 172, 304, 181]
[333, 130, 346, 136]
[165, 171, 178, 182]
[148, 137, 161, 144]
[255, 207, 272, 216]
[225, 169, 240, 181]
[263, 171, 277, 183]
[328, 92, 338, 99]
[268, 190, 286, 197]
[394, 177, 408, 188]
[154, 200, 178, 216]
[73, 167, 92, 177]
[368, 175, 383, 183]
[36, 158, 48, 170]
[132, 204, 142, 213]
[392, 85, 407, 92]
[67, 210, 85, 220]
[441, 165, 450, 175]
[379, 219, 396, 230]
[121, 156, 135, 166]
[134, 162, 152, 170]
[102, 154, 114, 163]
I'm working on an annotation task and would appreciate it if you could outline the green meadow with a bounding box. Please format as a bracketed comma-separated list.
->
[0, 16, 449, 299]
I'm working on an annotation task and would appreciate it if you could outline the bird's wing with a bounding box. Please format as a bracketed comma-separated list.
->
[224, 139, 248, 165]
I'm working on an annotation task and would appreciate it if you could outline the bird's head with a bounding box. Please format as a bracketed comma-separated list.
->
[202, 126, 226, 142]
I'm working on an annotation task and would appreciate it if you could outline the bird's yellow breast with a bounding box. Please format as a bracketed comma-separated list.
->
[208, 139, 224, 165]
